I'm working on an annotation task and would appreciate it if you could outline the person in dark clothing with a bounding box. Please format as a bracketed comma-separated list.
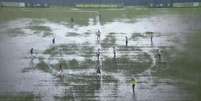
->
[113, 46, 116, 59]
[52, 38, 55, 44]
[30, 48, 34, 55]
[131, 78, 136, 93]
[125, 36, 128, 47]
[96, 48, 101, 74]
[59, 64, 63, 72]
[96, 65, 101, 74]
[70, 17, 74, 28]
[96, 48, 101, 61]
[70, 17, 74, 23]
[145, 32, 154, 46]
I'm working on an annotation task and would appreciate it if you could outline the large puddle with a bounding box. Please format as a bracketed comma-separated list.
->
[0, 14, 199, 101]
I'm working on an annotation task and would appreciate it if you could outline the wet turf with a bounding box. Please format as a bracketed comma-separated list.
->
[0, 7, 201, 101]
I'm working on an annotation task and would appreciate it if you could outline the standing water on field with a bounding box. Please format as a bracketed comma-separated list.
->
[0, 13, 200, 101]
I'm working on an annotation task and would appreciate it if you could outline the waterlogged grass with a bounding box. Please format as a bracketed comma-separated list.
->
[0, 93, 40, 101]
[36, 48, 151, 72]
[1, 7, 201, 25]
[130, 32, 145, 40]
[118, 45, 142, 52]
[28, 25, 53, 37]
[0, 7, 96, 25]
[103, 52, 152, 74]
[162, 8, 201, 16]
[54, 76, 110, 94]
[94, 7, 159, 24]
[1, 23, 53, 37]
[44, 44, 79, 56]
[47, 58, 96, 70]
[43, 46, 59, 56]
[84, 32, 91, 35]
[29, 25, 51, 32]
[1, 6, 201, 101]
[153, 31, 201, 100]
[54, 74, 118, 101]
[44, 44, 95, 58]
[80, 46, 94, 57]
[68, 59, 80, 68]
[35, 60, 51, 73]
[31, 19, 45, 25]
[101, 33, 116, 48]
[80, 59, 96, 67]
[4, 28, 25, 37]
[66, 32, 80, 37]
[0, 7, 171, 25]
[42, 31, 53, 37]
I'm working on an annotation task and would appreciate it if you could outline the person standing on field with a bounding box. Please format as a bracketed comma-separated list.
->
[125, 36, 128, 47]
[113, 46, 116, 59]
[131, 78, 137, 93]
[30, 48, 34, 55]
[52, 37, 55, 44]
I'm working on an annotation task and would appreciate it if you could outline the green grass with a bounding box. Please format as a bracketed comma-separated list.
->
[28, 25, 53, 37]
[6, 28, 25, 37]
[75, 4, 123, 8]
[154, 31, 201, 100]
[0, 7, 162, 25]
[66, 32, 80, 37]
[42, 31, 53, 37]
[1, 7, 201, 25]
[29, 25, 51, 32]
[101, 33, 116, 48]
[2, 6, 201, 100]
[130, 32, 145, 40]
[43, 44, 79, 56]
[0, 93, 40, 101]
[50, 59, 95, 70]
[43, 44, 95, 58]
[103, 52, 152, 74]
[0, 7, 96, 25]
[80, 46, 94, 57]
[54, 74, 117, 101]
[35, 60, 51, 73]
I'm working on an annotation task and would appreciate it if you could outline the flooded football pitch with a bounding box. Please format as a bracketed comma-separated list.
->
[0, 8, 201, 101]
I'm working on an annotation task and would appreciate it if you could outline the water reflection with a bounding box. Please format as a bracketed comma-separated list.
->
[0, 13, 196, 101]
[132, 92, 137, 101]
[96, 75, 101, 90]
